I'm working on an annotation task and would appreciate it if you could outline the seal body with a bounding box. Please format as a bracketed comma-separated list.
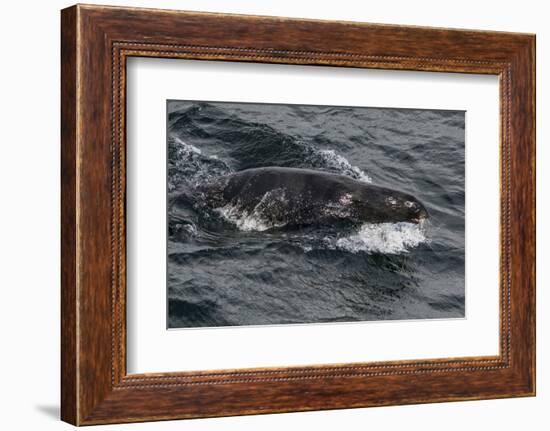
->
[199, 167, 428, 228]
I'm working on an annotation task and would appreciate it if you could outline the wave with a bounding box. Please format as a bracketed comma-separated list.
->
[169, 136, 371, 188]
[316, 149, 372, 183]
[168, 137, 233, 191]
[168, 102, 372, 184]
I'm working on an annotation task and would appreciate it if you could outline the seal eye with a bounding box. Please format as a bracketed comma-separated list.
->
[405, 201, 415, 208]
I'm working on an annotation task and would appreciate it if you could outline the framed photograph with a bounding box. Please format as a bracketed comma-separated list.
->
[61, 4, 535, 425]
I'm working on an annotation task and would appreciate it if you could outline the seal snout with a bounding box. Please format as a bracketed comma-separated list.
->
[411, 204, 429, 223]
[402, 197, 429, 223]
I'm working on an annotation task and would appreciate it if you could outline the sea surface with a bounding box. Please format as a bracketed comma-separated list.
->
[167, 100, 465, 328]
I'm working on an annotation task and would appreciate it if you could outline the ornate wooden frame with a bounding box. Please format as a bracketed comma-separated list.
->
[61, 4, 535, 425]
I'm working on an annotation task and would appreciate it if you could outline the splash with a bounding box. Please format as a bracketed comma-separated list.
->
[168, 137, 232, 191]
[318, 149, 372, 183]
[332, 222, 428, 254]
[174, 137, 202, 155]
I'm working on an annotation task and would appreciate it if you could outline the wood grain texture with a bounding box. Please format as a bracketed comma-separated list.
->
[60, 6, 78, 425]
[60, 4, 536, 425]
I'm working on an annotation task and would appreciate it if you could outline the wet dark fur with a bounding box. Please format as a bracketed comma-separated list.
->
[198, 167, 428, 227]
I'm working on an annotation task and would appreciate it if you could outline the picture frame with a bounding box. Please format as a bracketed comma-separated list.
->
[61, 4, 535, 425]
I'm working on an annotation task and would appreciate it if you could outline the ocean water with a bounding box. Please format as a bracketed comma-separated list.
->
[167, 100, 465, 328]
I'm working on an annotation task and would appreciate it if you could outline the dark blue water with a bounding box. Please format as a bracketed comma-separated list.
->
[167, 100, 465, 328]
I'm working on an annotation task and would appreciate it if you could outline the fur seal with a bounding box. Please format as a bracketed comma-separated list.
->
[198, 167, 428, 228]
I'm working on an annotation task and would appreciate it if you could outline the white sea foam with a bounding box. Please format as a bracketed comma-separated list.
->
[331, 222, 428, 254]
[169, 136, 233, 192]
[175, 137, 202, 155]
[318, 149, 372, 183]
